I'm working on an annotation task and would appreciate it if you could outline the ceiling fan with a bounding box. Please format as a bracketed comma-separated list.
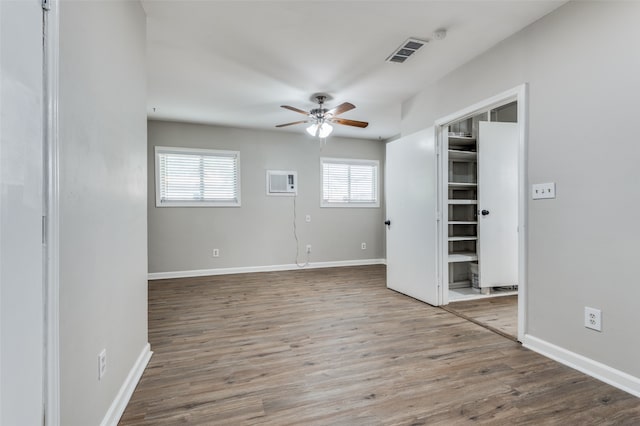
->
[276, 94, 369, 138]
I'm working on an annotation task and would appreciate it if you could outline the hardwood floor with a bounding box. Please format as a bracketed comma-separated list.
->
[120, 265, 639, 425]
[443, 295, 518, 341]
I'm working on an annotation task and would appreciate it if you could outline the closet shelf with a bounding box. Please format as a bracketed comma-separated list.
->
[448, 221, 477, 225]
[448, 199, 478, 205]
[448, 252, 478, 263]
[448, 149, 477, 161]
[448, 236, 477, 242]
[450, 280, 472, 289]
[449, 136, 477, 145]
[448, 182, 477, 187]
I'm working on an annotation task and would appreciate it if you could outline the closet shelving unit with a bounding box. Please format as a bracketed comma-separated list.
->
[447, 134, 479, 289]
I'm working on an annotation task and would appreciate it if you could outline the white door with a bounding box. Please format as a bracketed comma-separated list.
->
[385, 128, 440, 305]
[478, 121, 518, 287]
[0, 1, 45, 424]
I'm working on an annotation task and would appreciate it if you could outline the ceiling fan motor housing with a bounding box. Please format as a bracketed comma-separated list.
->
[310, 108, 329, 119]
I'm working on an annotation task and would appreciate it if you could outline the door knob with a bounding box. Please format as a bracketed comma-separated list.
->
[481, 210, 490, 216]
[384, 219, 391, 228]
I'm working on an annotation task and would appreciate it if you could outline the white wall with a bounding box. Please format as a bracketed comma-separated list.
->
[402, 1, 640, 380]
[0, 1, 44, 424]
[148, 120, 385, 274]
[58, 1, 148, 424]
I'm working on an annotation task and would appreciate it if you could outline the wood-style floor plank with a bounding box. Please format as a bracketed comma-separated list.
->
[119, 266, 639, 425]
[444, 295, 518, 340]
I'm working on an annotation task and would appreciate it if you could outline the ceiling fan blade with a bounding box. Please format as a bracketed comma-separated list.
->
[281, 105, 309, 116]
[275, 120, 309, 128]
[326, 102, 355, 116]
[331, 118, 369, 128]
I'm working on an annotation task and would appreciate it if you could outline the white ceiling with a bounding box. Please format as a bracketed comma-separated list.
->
[142, 1, 566, 140]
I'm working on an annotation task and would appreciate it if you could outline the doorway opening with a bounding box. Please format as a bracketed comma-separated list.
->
[435, 85, 527, 341]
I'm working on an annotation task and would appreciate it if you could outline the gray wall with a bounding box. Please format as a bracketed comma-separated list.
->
[402, 2, 640, 378]
[59, 1, 148, 424]
[0, 1, 44, 423]
[148, 121, 385, 273]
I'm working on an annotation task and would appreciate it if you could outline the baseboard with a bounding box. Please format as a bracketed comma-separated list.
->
[523, 334, 640, 398]
[148, 258, 387, 280]
[100, 343, 153, 426]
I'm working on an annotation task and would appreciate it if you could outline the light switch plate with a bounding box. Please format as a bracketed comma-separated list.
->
[532, 182, 556, 199]
[98, 349, 107, 380]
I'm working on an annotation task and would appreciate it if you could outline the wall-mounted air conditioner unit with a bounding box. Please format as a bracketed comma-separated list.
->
[266, 170, 297, 196]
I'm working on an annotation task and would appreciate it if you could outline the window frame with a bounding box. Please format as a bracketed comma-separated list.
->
[320, 157, 380, 208]
[154, 146, 241, 208]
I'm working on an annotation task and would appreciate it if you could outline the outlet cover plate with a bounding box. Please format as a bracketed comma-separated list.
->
[584, 306, 602, 331]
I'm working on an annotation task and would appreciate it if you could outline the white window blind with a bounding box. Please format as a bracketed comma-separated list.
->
[321, 158, 379, 207]
[155, 147, 240, 207]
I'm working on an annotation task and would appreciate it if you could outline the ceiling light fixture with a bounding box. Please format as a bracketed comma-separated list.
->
[306, 123, 318, 137]
[318, 122, 333, 138]
[307, 121, 333, 138]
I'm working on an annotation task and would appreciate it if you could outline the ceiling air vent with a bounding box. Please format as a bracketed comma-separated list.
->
[385, 38, 428, 63]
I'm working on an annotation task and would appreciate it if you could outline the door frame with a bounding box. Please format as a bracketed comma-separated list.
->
[434, 84, 528, 342]
[44, 0, 61, 423]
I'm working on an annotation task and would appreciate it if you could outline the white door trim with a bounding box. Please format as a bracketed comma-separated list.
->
[44, 0, 60, 424]
[434, 84, 528, 342]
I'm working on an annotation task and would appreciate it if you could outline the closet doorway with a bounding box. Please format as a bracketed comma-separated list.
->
[435, 85, 527, 341]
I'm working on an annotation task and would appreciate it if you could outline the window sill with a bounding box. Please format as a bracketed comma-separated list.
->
[320, 203, 379, 208]
[155, 201, 241, 208]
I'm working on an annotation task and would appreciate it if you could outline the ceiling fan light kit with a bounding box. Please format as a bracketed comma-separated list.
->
[306, 122, 333, 138]
[276, 93, 368, 139]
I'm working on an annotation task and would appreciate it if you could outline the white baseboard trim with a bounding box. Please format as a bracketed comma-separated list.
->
[148, 258, 386, 280]
[100, 343, 153, 426]
[523, 334, 640, 398]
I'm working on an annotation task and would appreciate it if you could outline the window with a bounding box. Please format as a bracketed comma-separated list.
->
[155, 146, 240, 207]
[321, 157, 379, 207]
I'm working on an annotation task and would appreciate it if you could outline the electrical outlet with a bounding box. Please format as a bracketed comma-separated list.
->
[305, 214, 311, 223]
[361, 242, 367, 250]
[532, 182, 556, 199]
[212, 248, 220, 257]
[584, 307, 602, 331]
[98, 349, 107, 380]
[306, 244, 312, 254]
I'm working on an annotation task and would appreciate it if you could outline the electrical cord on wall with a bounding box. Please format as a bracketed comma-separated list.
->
[293, 195, 310, 268]
[293, 139, 326, 267]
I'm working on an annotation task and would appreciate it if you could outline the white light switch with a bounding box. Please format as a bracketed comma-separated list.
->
[532, 182, 556, 200]
[305, 214, 311, 223]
